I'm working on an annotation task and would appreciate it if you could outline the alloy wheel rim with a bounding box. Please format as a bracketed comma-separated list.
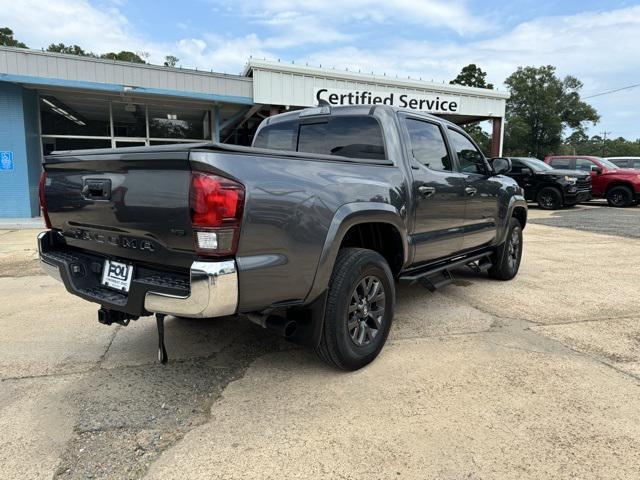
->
[540, 192, 555, 208]
[507, 228, 520, 270]
[347, 275, 386, 347]
[612, 192, 625, 206]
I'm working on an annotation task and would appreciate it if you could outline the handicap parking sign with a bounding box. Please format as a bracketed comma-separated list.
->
[0, 151, 14, 171]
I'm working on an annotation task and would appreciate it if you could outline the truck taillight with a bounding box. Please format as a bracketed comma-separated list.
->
[38, 171, 52, 229]
[189, 172, 245, 256]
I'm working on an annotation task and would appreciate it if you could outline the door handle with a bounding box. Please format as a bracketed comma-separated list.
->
[465, 186, 477, 196]
[418, 185, 436, 198]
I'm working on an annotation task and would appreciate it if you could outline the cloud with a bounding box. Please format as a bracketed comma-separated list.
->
[224, 0, 490, 35]
[3, 0, 639, 137]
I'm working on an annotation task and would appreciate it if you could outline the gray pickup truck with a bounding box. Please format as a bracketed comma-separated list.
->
[38, 104, 527, 370]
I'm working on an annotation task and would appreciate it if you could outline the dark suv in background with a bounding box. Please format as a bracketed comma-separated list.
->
[506, 157, 591, 209]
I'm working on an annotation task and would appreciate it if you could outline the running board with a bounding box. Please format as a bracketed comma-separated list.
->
[399, 252, 493, 290]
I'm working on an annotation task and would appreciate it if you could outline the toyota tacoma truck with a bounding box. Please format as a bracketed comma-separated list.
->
[38, 105, 527, 370]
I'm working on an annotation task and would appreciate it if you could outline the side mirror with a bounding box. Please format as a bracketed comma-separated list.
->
[490, 157, 511, 175]
[591, 166, 603, 174]
[521, 166, 533, 176]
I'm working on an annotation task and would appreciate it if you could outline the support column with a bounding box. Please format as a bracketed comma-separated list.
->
[490, 117, 503, 157]
[212, 105, 220, 143]
[0, 83, 41, 217]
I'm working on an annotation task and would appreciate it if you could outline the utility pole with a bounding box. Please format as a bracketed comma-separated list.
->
[600, 131, 611, 157]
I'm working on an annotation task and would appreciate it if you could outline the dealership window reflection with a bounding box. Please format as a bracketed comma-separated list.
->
[40, 94, 211, 154]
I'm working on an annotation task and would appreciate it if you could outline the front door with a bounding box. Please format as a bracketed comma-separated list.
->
[574, 158, 605, 196]
[401, 115, 467, 264]
[446, 127, 501, 251]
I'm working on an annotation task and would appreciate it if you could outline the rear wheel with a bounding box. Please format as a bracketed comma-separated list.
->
[489, 217, 523, 281]
[536, 187, 562, 210]
[315, 248, 395, 371]
[606, 186, 634, 208]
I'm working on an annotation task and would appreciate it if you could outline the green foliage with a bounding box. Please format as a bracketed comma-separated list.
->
[0, 27, 27, 48]
[164, 55, 179, 67]
[46, 43, 96, 57]
[504, 65, 599, 158]
[450, 64, 493, 154]
[100, 51, 146, 63]
[561, 133, 640, 157]
[450, 64, 493, 90]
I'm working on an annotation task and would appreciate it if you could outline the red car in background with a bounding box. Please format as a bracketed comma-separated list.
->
[544, 156, 640, 207]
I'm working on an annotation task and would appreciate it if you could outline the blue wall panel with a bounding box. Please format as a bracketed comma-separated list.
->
[0, 82, 40, 217]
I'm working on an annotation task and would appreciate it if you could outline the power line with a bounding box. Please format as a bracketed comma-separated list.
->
[584, 82, 640, 99]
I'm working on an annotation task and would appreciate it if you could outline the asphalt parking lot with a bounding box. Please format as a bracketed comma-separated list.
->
[1, 202, 640, 479]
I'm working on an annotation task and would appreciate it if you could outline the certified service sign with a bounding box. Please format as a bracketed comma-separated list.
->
[315, 88, 460, 114]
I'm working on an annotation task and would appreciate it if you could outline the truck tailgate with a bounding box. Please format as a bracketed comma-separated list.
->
[43, 150, 195, 269]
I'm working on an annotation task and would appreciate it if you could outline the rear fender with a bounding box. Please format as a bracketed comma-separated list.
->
[304, 202, 408, 304]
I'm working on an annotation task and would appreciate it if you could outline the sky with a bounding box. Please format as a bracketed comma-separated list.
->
[3, 0, 640, 139]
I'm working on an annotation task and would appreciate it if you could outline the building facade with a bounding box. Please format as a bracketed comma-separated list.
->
[0, 47, 507, 218]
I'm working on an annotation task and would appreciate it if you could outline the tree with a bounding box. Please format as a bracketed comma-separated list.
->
[100, 51, 145, 63]
[450, 64, 493, 90]
[46, 43, 96, 57]
[0, 27, 27, 48]
[504, 65, 599, 158]
[450, 64, 493, 154]
[164, 55, 179, 67]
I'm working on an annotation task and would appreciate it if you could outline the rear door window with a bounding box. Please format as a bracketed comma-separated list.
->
[297, 116, 386, 160]
[404, 118, 451, 171]
[632, 159, 640, 169]
[253, 121, 297, 151]
[550, 158, 572, 169]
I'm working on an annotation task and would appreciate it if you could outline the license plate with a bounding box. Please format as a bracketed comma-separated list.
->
[101, 260, 133, 292]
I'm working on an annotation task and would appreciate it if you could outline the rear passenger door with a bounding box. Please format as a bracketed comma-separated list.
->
[447, 127, 502, 251]
[400, 115, 467, 263]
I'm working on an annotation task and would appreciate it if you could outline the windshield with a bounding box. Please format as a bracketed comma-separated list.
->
[598, 158, 620, 170]
[521, 158, 554, 171]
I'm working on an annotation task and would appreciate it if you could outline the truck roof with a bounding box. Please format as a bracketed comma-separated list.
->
[263, 104, 458, 128]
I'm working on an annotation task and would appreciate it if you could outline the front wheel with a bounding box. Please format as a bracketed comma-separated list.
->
[606, 186, 634, 208]
[488, 217, 523, 281]
[536, 186, 562, 210]
[315, 248, 395, 371]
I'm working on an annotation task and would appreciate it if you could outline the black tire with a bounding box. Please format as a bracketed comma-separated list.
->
[488, 217, 523, 281]
[315, 248, 395, 371]
[536, 186, 563, 210]
[606, 186, 634, 208]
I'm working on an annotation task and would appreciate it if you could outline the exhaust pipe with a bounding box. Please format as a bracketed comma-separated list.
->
[247, 313, 297, 338]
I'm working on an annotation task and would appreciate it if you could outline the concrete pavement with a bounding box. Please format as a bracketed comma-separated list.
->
[1, 204, 640, 479]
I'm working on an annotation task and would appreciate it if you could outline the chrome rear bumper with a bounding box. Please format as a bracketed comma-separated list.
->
[144, 260, 238, 318]
[38, 231, 238, 318]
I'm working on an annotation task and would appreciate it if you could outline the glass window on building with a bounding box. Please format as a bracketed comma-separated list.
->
[148, 105, 210, 140]
[112, 102, 147, 138]
[40, 94, 110, 137]
[42, 138, 111, 155]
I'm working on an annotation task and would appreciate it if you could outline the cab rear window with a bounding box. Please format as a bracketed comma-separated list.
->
[253, 122, 297, 151]
[254, 115, 386, 160]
